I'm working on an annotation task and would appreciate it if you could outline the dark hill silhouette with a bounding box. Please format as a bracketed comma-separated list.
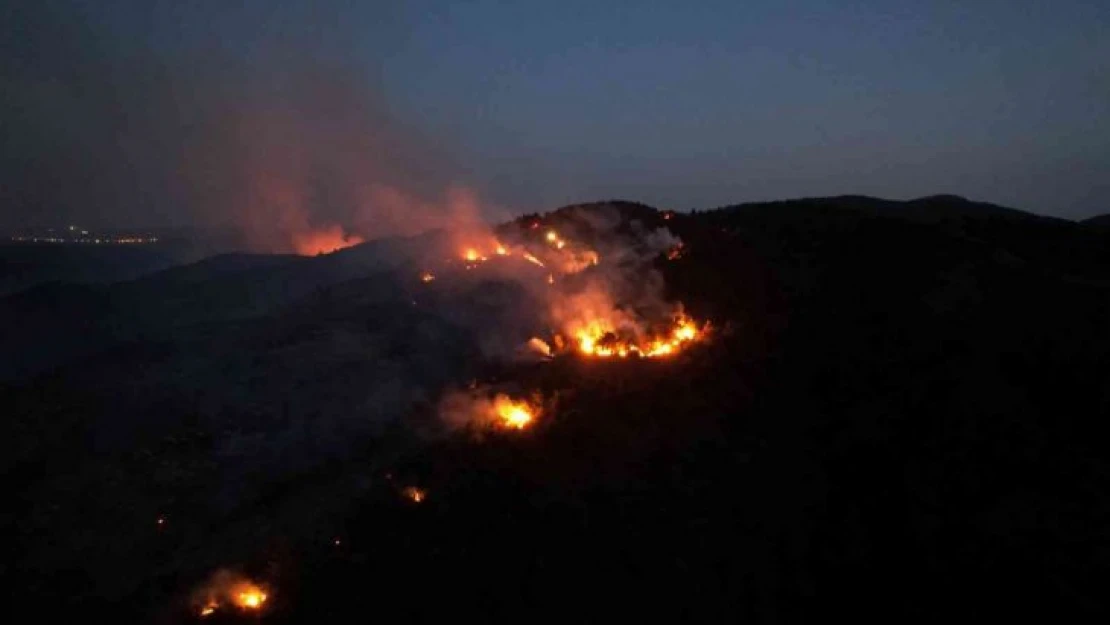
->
[713, 194, 1110, 281]
[1084, 213, 1110, 229]
[0, 230, 453, 379]
[0, 242, 180, 296]
[2, 196, 1108, 623]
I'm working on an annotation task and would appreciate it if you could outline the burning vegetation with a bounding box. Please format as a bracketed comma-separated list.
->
[439, 389, 543, 432]
[492, 394, 537, 429]
[193, 571, 269, 618]
[558, 312, 703, 359]
[402, 485, 427, 503]
[451, 227, 600, 277]
[442, 210, 706, 362]
[179, 204, 700, 618]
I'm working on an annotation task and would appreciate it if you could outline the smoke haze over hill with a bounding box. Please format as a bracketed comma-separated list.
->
[1, 3, 500, 252]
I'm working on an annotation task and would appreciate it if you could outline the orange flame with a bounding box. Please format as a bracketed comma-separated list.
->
[194, 574, 268, 617]
[420, 271, 435, 283]
[492, 394, 536, 430]
[544, 229, 572, 251]
[440, 389, 542, 431]
[569, 314, 702, 359]
[453, 227, 606, 278]
[233, 584, 268, 610]
[449, 223, 699, 364]
[402, 486, 426, 503]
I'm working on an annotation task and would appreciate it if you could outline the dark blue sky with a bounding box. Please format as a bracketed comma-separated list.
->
[3, 0, 1108, 231]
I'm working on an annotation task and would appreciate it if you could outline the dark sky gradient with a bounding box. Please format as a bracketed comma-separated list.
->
[3, 0, 1108, 233]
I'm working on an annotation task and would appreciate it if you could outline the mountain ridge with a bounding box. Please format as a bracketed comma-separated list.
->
[3, 193, 1109, 621]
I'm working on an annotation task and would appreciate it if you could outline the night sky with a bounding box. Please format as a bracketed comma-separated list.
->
[3, 0, 1108, 235]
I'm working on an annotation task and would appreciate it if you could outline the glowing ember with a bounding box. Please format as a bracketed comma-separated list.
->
[493, 394, 536, 430]
[420, 271, 435, 283]
[200, 604, 217, 617]
[451, 231, 604, 276]
[544, 229, 571, 251]
[547, 274, 555, 285]
[402, 486, 426, 503]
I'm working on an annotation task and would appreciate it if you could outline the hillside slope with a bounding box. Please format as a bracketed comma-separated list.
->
[3, 197, 1108, 623]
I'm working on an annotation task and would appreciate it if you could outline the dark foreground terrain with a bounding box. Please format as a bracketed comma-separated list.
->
[3, 196, 1109, 623]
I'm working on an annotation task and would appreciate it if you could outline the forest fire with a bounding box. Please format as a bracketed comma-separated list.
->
[493, 395, 536, 430]
[562, 314, 703, 359]
[450, 212, 704, 364]
[459, 240, 516, 268]
[193, 572, 268, 618]
[453, 229, 599, 276]
[439, 389, 543, 432]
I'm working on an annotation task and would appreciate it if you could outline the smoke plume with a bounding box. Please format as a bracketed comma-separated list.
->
[1, 3, 502, 252]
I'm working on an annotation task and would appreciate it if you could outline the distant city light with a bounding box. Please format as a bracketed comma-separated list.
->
[8, 227, 159, 245]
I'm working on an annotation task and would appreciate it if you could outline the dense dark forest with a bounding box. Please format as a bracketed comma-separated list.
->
[3, 195, 1108, 623]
